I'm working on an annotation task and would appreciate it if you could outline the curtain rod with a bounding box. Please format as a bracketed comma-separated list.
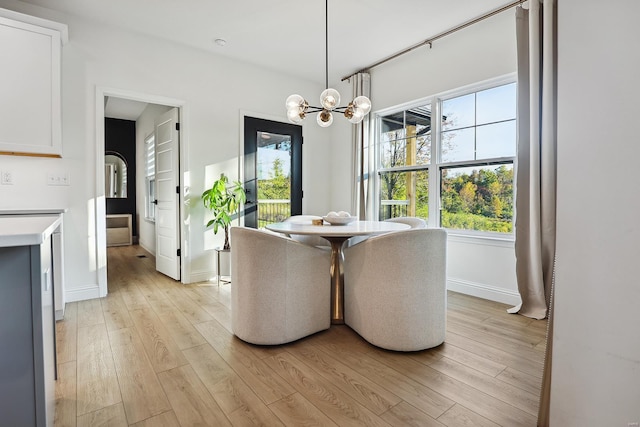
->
[342, 0, 525, 81]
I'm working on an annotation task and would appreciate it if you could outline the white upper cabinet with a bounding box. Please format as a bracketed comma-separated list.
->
[0, 9, 67, 157]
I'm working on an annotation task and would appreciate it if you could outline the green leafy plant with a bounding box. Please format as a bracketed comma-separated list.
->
[202, 173, 246, 250]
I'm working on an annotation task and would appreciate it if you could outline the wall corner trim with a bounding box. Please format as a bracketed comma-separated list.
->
[0, 8, 69, 44]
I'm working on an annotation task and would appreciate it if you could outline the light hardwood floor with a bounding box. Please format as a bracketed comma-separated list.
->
[54, 244, 547, 427]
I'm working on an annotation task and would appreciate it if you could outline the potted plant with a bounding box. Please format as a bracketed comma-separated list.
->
[202, 173, 246, 250]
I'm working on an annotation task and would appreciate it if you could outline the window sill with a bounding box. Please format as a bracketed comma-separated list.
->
[446, 230, 514, 248]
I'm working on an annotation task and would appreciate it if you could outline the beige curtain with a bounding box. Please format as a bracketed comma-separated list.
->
[512, 1, 557, 425]
[512, 0, 557, 320]
[351, 72, 372, 219]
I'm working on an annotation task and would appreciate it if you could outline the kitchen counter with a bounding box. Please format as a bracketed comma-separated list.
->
[0, 213, 66, 320]
[0, 215, 63, 247]
[0, 208, 67, 216]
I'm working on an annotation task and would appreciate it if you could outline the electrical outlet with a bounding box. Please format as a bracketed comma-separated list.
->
[1, 170, 13, 185]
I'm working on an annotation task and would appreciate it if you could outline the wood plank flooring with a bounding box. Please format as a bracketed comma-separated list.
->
[54, 245, 547, 426]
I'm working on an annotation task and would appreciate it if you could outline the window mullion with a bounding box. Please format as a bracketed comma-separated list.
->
[372, 115, 381, 220]
[430, 98, 442, 228]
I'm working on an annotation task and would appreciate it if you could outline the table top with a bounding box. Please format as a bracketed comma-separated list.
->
[266, 220, 410, 237]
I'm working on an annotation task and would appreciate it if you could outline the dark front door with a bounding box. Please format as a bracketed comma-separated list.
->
[243, 117, 303, 228]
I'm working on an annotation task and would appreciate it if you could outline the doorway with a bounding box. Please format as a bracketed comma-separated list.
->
[243, 117, 303, 228]
[96, 88, 185, 296]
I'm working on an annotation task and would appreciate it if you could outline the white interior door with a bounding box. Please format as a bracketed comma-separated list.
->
[155, 108, 181, 280]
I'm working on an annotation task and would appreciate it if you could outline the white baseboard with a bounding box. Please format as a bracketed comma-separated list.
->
[447, 278, 521, 306]
[65, 284, 101, 302]
[138, 241, 155, 256]
[189, 270, 215, 284]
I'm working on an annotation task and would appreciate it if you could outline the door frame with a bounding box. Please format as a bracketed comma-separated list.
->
[240, 110, 304, 227]
[95, 87, 188, 297]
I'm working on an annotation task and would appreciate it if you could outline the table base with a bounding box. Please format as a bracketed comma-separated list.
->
[325, 237, 348, 324]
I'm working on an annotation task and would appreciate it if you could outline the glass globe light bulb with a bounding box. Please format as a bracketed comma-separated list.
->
[320, 88, 340, 111]
[353, 96, 372, 115]
[285, 94, 305, 110]
[317, 110, 333, 127]
[287, 108, 304, 124]
[348, 108, 365, 124]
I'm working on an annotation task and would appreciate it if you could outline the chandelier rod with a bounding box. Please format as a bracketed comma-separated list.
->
[325, 0, 329, 90]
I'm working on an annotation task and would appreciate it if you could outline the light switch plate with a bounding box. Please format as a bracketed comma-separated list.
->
[47, 172, 70, 186]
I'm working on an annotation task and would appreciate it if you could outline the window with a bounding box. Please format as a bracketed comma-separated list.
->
[378, 106, 432, 221]
[376, 79, 516, 234]
[144, 134, 156, 221]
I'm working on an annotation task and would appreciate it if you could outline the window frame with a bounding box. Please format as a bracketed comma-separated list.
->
[373, 74, 517, 239]
[144, 133, 156, 222]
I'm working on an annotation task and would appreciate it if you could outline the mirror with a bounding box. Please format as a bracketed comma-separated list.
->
[105, 153, 128, 198]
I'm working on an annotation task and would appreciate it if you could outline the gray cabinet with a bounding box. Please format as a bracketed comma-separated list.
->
[0, 235, 56, 426]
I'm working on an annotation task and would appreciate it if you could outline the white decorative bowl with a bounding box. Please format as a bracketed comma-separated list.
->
[323, 216, 357, 225]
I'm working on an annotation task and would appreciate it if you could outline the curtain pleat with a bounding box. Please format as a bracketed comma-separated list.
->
[351, 72, 371, 219]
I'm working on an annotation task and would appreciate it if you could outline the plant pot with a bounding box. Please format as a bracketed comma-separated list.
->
[215, 247, 231, 283]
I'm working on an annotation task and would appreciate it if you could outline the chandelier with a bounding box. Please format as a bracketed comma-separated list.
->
[285, 0, 371, 127]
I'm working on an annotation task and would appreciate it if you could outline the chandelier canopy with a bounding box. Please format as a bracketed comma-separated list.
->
[285, 0, 371, 127]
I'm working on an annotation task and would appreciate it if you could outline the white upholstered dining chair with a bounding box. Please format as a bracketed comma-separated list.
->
[230, 227, 331, 345]
[343, 228, 447, 351]
[384, 216, 427, 228]
[348, 216, 427, 247]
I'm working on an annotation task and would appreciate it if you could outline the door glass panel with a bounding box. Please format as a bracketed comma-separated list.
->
[244, 116, 302, 229]
[256, 131, 292, 228]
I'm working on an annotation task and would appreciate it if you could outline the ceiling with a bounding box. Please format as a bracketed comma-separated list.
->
[104, 97, 148, 120]
[18, 0, 515, 86]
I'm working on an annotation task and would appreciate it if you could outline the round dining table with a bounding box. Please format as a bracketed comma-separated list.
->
[266, 220, 410, 324]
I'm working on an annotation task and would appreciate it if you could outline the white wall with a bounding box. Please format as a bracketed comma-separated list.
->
[552, 1, 640, 424]
[371, 11, 517, 113]
[0, 0, 333, 297]
[331, 10, 520, 304]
